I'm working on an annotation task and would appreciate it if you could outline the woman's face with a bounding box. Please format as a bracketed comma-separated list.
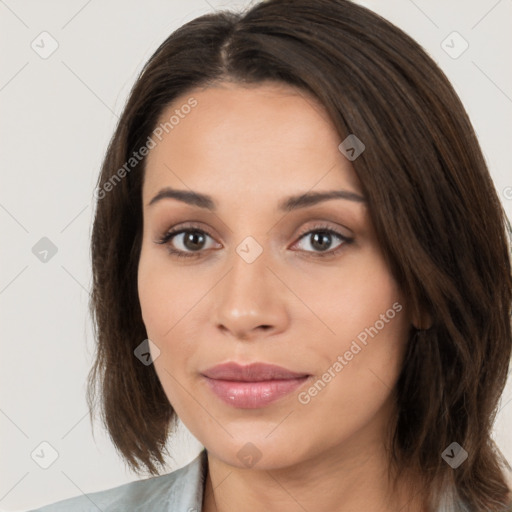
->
[138, 81, 413, 470]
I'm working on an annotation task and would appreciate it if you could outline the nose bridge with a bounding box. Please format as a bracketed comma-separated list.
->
[224, 238, 273, 308]
[212, 237, 288, 338]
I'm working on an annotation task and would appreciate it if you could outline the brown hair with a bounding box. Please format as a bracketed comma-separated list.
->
[86, 0, 512, 509]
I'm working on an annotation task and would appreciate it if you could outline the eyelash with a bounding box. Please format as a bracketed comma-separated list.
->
[155, 222, 354, 260]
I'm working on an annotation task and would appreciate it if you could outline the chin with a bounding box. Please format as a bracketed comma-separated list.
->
[204, 434, 317, 471]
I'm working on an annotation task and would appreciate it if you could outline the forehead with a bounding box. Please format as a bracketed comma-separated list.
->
[143, 82, 363, 202]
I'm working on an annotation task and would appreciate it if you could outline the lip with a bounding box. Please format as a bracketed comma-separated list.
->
[201, 362, 311, 409]
[202, 362, 309, 381]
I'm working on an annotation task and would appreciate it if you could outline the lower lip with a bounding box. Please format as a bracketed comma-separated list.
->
[203, 376, 310, 409]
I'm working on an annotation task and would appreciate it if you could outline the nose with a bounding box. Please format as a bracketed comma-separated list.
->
[212, 248, 290, 342]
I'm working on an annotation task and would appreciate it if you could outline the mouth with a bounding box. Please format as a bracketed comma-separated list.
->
[200, 362, 312, 409]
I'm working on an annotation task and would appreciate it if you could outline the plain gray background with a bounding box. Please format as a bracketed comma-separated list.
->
[1, 0, 511, 510]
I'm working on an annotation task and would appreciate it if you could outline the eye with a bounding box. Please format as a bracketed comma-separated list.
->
[292, 223, 353, 258]
[154, 222, 354, 259]
[154, 223, 219, 259]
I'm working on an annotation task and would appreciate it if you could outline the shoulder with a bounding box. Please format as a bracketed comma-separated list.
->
[27, 449, 207, 512]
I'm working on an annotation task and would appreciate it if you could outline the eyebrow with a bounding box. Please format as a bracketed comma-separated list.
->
[147, 187, 366, 212]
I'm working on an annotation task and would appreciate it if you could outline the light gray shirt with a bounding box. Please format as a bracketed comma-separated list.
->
[28, 450, 208, 512]
[27, 448, 470, 511]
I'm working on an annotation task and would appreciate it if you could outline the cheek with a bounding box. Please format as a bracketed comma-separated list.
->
[323, 295, 406, 406]
[293, 247, 410, 404]
[137, 249, 197, 404]
[293, 247, 407, 352]
[292, 277, 408, 450]
[137, 246, 211, 382]
[137, 247, 193, 337]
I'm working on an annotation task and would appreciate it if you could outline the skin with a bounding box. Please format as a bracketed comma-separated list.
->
[137, 81, 425, 511]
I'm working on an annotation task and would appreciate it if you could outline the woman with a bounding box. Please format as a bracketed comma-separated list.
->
[30, 0, 512, 510]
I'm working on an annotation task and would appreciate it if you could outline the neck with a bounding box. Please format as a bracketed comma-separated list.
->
[202, 437, 427, 512]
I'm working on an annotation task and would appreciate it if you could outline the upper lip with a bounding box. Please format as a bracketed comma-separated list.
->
[201, 362, 309, 382]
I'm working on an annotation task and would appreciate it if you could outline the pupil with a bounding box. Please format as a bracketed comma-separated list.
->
[312, 232, 331, 251]
[185, 231, 204, 250]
